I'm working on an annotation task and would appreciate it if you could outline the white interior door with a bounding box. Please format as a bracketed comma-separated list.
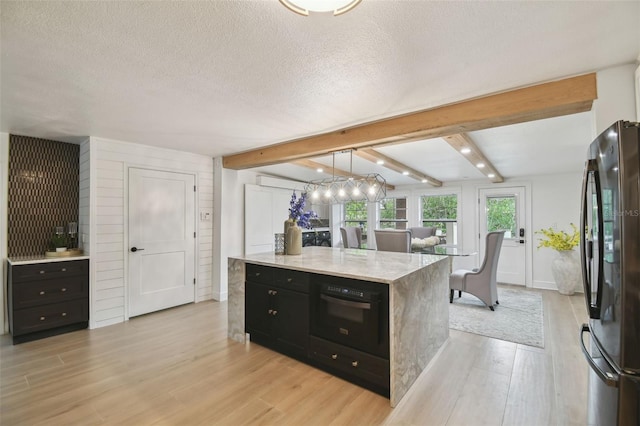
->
[479, 187, 526, 286]
[128, 168, 195, 317]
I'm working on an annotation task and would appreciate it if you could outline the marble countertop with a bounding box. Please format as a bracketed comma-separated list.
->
[231, 246, 446, 284]
[8, 255, 90, 265]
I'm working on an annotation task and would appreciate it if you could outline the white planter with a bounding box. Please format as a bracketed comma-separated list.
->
[551, 250, 580, 295]
[55, 247, 67, 252]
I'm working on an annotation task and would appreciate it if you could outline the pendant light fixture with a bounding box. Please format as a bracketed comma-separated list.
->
[304, 150, 386, 204]
[279, 0, 362, 16]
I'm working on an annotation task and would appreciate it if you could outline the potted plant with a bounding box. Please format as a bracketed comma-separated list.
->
[535, 223, 580, 295]
[50, 234, 68, 252]
[284, 191, 317, 255]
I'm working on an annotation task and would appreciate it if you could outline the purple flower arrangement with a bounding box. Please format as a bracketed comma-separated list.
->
[288, 191, 317, 229]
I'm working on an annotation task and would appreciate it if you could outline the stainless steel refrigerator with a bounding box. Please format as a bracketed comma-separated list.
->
[580, 120, 640, 425]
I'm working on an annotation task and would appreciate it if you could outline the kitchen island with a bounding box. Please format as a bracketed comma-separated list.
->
[228, 246, 450, 407]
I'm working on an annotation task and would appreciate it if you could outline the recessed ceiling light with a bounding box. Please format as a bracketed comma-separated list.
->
[476, 163, 485, 168]
[402, 171, 410, 176]
[316, 168, 323, 173]
[421, 179, 427, 183]
[461, 147, 471, 154]
[488, 173, 495, 178]
[376, 160, 384, 165]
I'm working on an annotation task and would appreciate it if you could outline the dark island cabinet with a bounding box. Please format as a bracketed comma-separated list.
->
[8, 258, 89, 344]
[245, 264, 309, 359]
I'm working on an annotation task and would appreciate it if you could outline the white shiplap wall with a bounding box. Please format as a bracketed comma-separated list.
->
[89, 137, 214, 329]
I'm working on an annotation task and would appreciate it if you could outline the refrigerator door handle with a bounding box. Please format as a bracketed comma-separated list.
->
[580, 159, 604, 319]
[580, 324, 619, 387]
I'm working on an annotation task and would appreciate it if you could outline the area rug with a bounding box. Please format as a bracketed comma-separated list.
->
[449, 287, 544, 348]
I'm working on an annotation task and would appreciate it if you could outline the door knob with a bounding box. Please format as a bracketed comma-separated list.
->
[130, 247, 145, 252]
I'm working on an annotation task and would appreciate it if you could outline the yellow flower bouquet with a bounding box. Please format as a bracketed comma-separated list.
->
[535, 223, 580, 251]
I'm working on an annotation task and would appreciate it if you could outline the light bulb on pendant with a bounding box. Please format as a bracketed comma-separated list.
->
[338, 188, 346, 197]
[324, 189, 332, 198]
[312, 190, 319, 199]
[352, 187, 360, 196]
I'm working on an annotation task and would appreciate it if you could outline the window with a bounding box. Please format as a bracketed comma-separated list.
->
[485, 196, 516, 237]
[379, 197, 407, 229]
[421, 194, 458, 244]
[344, 200, 368, 243]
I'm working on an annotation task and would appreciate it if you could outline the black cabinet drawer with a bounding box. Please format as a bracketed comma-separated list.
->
[12, 276, 87, 309]
[12, 299, 88, 336]
[11, 260, 87, 283]
[246, 264, 274, 285]
[309, 336, 389, 390]
[274, 269, 310, 293]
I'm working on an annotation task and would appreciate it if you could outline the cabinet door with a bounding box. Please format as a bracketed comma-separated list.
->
[245, 281, 273, 342]
[273, 287, 309, 358]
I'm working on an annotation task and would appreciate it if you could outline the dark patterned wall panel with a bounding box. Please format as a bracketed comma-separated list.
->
[8, 135, 80, 257]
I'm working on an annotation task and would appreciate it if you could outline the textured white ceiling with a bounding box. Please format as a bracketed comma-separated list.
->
[1, 1, 639, 185]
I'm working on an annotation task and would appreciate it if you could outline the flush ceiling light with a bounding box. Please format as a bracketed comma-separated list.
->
[476, 163, 485, 168]
[316, 167, 323, 173]
[279, 0, 362, 16]
[460, 147, 471, 154]
[376, 160, 384, 165]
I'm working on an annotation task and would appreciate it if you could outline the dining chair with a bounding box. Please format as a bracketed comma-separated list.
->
[408, 227, 436, 239]
[374, 229, 411, 253]
[449, 231, 505, 311]
[340, 226, 362, 249]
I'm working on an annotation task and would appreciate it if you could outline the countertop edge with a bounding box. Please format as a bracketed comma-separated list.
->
[8, 256, 91, 265]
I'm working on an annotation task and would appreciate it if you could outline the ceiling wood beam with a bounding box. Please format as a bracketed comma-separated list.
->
[444, 134, 504, 183]
[223, 73, 596, 169]
[292, 158, 396, 190]
[354, 148, 442, 187]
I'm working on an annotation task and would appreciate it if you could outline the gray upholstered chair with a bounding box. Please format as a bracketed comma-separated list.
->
[374, 229, 411, 253]
[408, 226, 436, 239]
[449, 231, 505, 311]
[340, 226, 362, 249]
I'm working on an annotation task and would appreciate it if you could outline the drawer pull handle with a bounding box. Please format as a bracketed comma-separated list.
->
[39, 291, 45, 295]
[352, 361, 358, 368]
[61, 288, 67, 292]
[255, 272, 261, 277]
[271, 290, 277, 296]
[272, 310, 278, 316]
[287, 278, 292, 282]
[40, 316, 46, 321]
[62, 312, 67, 317]
[268, 290, 273, 295]
[61, 268, 67, 272]
[331, 354, 338, 360]
[268, 309, 273, 314]
[40, 270, 45, 274]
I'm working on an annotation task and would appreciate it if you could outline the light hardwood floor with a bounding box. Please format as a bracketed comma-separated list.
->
[1, 287, 589, 425]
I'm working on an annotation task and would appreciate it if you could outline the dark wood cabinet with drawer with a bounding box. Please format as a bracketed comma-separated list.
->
[245, 264, 309, 360]
[8, 259, 89, 344]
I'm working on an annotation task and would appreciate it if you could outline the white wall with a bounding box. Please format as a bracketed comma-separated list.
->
[529, 173, 583, 289]
[88, 137, 214, 328]
[212, 158, 257, 301]
[592, 63, 638, 136]
[0, 133, 9, 333]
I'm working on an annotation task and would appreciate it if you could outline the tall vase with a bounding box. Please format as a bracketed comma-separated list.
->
[286, 223, 302, 255]
[284, 219, 294, 254]
[551, 250, 580, 295]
